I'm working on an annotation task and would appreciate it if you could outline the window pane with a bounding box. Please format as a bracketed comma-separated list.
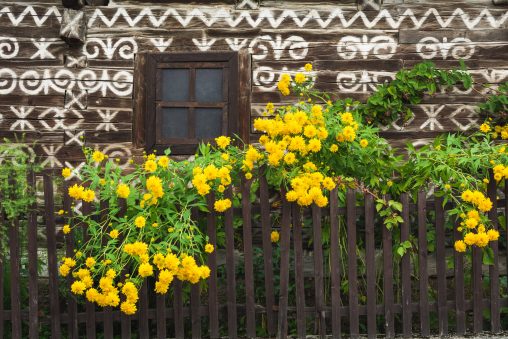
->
[161, 108, 188, 139]
[195, 69, 223, 102]
[195, 108, 223, 139]
[161, 69, 189, 101]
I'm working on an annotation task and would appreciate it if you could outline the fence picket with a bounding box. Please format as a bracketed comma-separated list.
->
[454, 219, 466, 335]
[44, 173, 61, 339]
[472, 246, 483, 333]
[63, 181, 78, 339]
[118, 200, 131, 339]
[346, 189, 359, 338]
[487, 175, 500, 333]
[225, 186, 238, 338]
[259, 173, 276, 336]
[0, 192, 4, 339]
[329, 188, 341, 338]
[156, 293, 166, 339]
[138, 281, 149, 338]
[100, 200, 114, 339]
[277, 188, 291, 339]
[27, 171, 38, 339]
[81, 201, 96, 339]
[292, 204, 306, 338]
[206, 193, 219, 338]
[364, 194, 376, 339]
[400, 193, 411, 337]
[382, 195, 394, 338]
[9, 209, 22, 339]
[242, 178, 256, 338]
[191, 284, 201, 339]
[312, 204, 325, 337]
[417, 190, 430, 336]
[435, 196, 448, 335]
[173, 280, 185, 339]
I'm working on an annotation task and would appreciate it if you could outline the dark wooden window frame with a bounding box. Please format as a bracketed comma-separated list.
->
[134, 51, 251, 155]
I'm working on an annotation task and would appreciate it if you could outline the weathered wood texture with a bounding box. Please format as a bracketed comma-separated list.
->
[0, 0, 507, 166]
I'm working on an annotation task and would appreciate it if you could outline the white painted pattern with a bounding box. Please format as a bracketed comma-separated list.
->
[0, 37, 19, 59]
[416, 37, 476, 60]
[249, 35, 308, 60]
[31, 38, 56, 59]
[0, 6, 61, 27]
[337, 35, 397, 60]
[84, 37, 138, 60]
[192, 32, 216, 51]
[336, 71, 395, 93]
[149, 37, 173, 52]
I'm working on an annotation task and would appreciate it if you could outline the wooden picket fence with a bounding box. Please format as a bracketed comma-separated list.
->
[0, 168, 507, 338]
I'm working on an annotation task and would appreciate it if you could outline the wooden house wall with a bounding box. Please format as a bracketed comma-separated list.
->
[0, 0, 507, 170]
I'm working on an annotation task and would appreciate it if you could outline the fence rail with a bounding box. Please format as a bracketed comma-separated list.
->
[0, 169, 507, 338]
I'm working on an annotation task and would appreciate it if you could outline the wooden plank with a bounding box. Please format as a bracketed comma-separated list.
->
[27, 171, 38, 339]
[118, 200, 131, 339]
[100, 199, 113, 339]
[156, 293, 166, 339]
[9, 209, 22, 338]
[400, 193, 412, 337]
[382, 195, 395, 338]
[329, 188, 341, 338]
[138, 281, 149, 338]
[81, 201, 96, 339]
[224, 186, 237, 338]
[206, 193, 219, 338]
[44, 173, 61, 339]
[259, 172, 276, 336]
[417, 190, 430, 337]
[241, 178, 256, 338]
[364, 194, 376, 339]
[454, 218, 466, 335]
[0, 193, 4, 339]
[435, 196, 448, 335]
[190, 284, 201, 339]
[487, 174, 500, 333]
[173, 280, 185, 339]
[312, 204, 325, 338]
[277, 188, 291, 339]
[346, 189, 359, 338]
[472, 246, 483, 333]
[292, 204, 306, 338]
[63, 181, 78, 339]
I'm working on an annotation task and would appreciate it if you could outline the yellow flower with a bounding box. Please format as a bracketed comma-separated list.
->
[329, 144, 338, 153]
[465, 218, 478, 229]
[284, 152, 296, 165]
[461, 190, 473, 202]
[205, 243, 214, 253]
[245, 172, 252, 180]
[144, 160, 157, 172]
[120, 302, 137, 315]
[479, 123, 491, 133]
[71, 280, 87, 295]
[487, 229, 499, 241]
[58, 209, 64, 215]
[138, 263, 154, 277]
[270, 230, 280, 243]
[116, 183, 130, 199]
[444, 184, 451, 190]
[62, 167, 72, 178]
[62, 224, 71, 234]
[135, 216, 146, 228]
[85, 257, 96, 268]
[464, 233, 476, 246]
[476, 232, 489, 247]
[109, 229, 119, 239]
[99, 178, 106, 186]
[304, 63, 313, 72]
[387, 180, 393, 187]
[59, 264, 70, 277]
[221, 153, 230, 161]
[82, 189, 95, 203]
[158, 156, 170, 168]
[92, 150, 105, 163]
[294, 72, 306, 84]
[454, 240, 466, 252]
[360, 139, 368, 148]
[215, 136, 231, 149]
[214, 199, 232, 212]
[307, 138, 321, 153]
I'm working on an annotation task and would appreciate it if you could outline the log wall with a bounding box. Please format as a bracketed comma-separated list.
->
[0, 0, 507, 169]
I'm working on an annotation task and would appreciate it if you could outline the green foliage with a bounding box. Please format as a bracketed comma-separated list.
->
[478, 82, 508, 126]
[359, 61, 472, 126]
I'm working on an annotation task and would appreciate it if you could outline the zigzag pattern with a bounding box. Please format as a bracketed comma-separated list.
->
[87, 7, 508, 30]
[0, 6, 61, 26]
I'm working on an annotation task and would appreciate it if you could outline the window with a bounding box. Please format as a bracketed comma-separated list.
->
[134, 51, 251, 155]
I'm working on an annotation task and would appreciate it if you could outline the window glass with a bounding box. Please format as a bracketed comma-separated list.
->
[161, 107, 188, 138]
[195, 108, 223, 139]
[161, 69, 189, 101]
[195, 68, 223, 102]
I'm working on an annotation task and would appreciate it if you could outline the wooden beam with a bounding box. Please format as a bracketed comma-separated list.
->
[492, 0, 508, 4]
[86, 0, 110, 5]
[62, 0, 86, 10]
[59, 9, 87, 46]
[357, 0, 383, 10]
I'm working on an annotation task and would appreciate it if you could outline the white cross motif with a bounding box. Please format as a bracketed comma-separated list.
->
[9, 106, 35, 131]
[192, 32, 216, 51]
[419, 105, 445, 130]
[30, 38, 55, 59]
[41, 145, 63, 168]
[65, 130, 84, 146]
[65, 90, 87, 109]
[96, 109, 119, 131]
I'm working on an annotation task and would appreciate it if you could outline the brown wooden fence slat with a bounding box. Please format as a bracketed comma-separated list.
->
[346, 189, 359, 338]
[138, 281, 149, 338]
[0, 193, 4, 339]
[190, 284, 201, 339]
[173, 280, 185, 339]
[206, 193, 219, 339]
[277, 188, 291, 339]
[400, 193, 411, 337]
[242, 178, 256, 338]
[156, 293, 166, 339]
[100, 200, 114, 339]
[225, 186, 238, 338]
[43, 173, 61, 339]
[9, 210, 22, 339]
[382, 195, 394, 339]
[118, 200, 131, 339]
[329, 188, 341, 338]
[417, 190, 430, 337]
[453, 219, 466, 335]
[472, 246, 483, 333]
[487, 175, 500, 333]
[435, 196, 448, 335]
[63, 181, 78, 339]
[82, 201, 96, 339]
[259, 173, 275, 336]
[27, 171, 38, 339]
[364, 194, 376, 339]
[292, 204, 306, 338]
[311, 204, 325, 338]
[506, 184, 508, 294]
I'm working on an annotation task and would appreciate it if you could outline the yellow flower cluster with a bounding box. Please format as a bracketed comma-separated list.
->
[493, 124, 508, 139]
[492, 164, 508, 181]
[68, 184, 96, 202]
[277, 74, 291, 96]
[116, 183, 130, 199]
[461, 190, 493, 213]
[192, 162, 233, 212]
[285, 170, 336, 207]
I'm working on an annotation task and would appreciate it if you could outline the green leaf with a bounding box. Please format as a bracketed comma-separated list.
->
[483, 247, 494, 265]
